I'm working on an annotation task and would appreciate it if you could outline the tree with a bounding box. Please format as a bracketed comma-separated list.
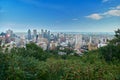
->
[26, 43, 49, 61]
[0, 40, 2, 46]
[99, 28, 120, 62]
[110, 28, 120, 45]
[115, 29, 120, 39]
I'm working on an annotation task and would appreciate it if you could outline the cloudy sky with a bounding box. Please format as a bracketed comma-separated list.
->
[0, 0, 120, 32]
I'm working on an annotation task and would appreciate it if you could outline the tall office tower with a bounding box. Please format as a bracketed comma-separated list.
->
[33, 29, 37, 37]
[89, 36, 92, 43]
[47, 31, 50, 40]
[41, 29, 44, 38]
[75, 34, 82, 49]
[6, 29, 13, 37]
[44, 29, 47, 38]
[33, 29, 37, 42]
[36, 35, 38, 43]
[27, 29, 32, 40]
[48, 30, 50, 36]
[6, 29, 14, 43]
[57, 33, 59, 39]
[50, 34, 56, 42]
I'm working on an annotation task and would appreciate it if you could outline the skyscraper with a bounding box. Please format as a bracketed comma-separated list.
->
[41, 29, 44, 38]
[27, 29, 32, 40]
[75, 34, 82, 49]
[33, 29, 37, 37]
[6, 29, 13, 38]
[33, 29, 37, 42]
[44, 29, 47, 38]
[47, 31, 50, 40]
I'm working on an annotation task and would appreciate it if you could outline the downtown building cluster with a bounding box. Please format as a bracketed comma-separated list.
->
[0, 29, 114, 55]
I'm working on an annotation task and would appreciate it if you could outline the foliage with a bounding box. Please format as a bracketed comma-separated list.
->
[10, 43, 50, 61]
[0, 53, 9, 80]
[99, 29, 120, 62]
[99, 44, 120, 62]
[0, 53, 49, 80]
[115, 29, 120, 40]
[110, 28, 120, 45]
[0, 45, 120, 80]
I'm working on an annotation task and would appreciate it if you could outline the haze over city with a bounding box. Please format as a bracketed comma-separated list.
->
[0, 0, 120, 32]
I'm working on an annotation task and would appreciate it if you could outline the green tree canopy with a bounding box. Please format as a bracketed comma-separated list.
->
[110, 28, 120, 45]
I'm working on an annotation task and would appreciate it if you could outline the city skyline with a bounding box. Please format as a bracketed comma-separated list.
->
[0, 0, 120, 32]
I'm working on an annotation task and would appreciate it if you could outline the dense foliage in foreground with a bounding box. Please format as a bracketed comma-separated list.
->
[0, 29, 120, 80]
[0, 43, 120, 80]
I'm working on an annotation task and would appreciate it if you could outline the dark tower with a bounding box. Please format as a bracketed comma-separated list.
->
[28, 29, 32, 40]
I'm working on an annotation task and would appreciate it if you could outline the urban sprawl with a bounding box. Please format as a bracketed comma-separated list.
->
[0, 29, 114, 55]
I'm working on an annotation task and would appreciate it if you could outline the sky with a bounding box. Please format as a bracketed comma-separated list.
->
[0, 0, 120, 32]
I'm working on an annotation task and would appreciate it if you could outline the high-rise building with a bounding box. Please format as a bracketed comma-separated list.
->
[47, 31, 50, 39]
[47, 30, 50, 39]
[75, 34, 82, 49]
[50, 34, 55, 41]
[6, 29, 13, 38]
[50, 41, 56, 50]
[89, 36, 92, 43]
[44, 29, 47, 38]
[33, 29, 37, 42]
[27, 29, 32, 40]
[33, 29, 37, 37]
[41, 29, 44, 38]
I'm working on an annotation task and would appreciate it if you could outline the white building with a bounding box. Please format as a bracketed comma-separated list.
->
[75, 34, 82, 49]
[98, 43, 107, 48]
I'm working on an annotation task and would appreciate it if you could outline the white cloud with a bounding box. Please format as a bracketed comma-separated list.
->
[110, 5, 120, 9]
[86, 14, 103, 20]
[116, 5, 120, 9]
[104, 10, 120, 16]
[86, 5, 120, 20]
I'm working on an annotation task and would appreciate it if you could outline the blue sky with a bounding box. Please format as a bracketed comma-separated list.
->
[0, 0, 120, 32]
